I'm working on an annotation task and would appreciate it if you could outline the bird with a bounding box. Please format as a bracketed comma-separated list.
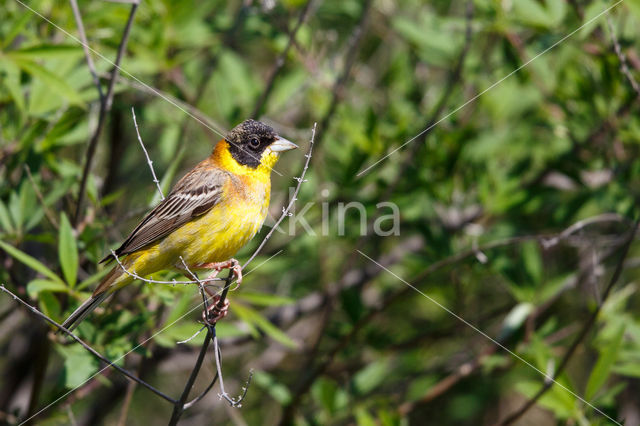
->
[61, 119, 297, 332]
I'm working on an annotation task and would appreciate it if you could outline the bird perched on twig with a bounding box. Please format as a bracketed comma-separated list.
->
[62, 119, 297, 331]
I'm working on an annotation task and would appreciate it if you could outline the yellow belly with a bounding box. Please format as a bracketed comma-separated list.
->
[124, 192, 268, 278]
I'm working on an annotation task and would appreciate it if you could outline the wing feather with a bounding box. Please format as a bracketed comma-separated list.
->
[100, 166, 229, 263]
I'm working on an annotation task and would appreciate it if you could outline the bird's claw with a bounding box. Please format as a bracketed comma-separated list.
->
[200, 258, 242, 288]
[202, 295, 229, 325]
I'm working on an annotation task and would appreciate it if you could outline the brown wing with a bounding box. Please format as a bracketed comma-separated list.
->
[100, 166, 230, 263]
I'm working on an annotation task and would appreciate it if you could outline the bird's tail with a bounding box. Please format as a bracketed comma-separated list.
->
[59, 263, 132, 333]
[60, 291, 111, 333]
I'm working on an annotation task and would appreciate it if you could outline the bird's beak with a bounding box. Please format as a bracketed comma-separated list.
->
[270, 136, 298, 152]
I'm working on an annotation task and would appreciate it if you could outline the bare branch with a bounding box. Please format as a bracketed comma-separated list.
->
[69, 0, 104, 102]
[131, 108, 165, 200]
[496, 219, 638, 425]
[74, 3, 139, 226]
[110, 250, 223, 285]
[214, 336, 252, 407]
[251, 0, 315, 119]
[167, 329, 213, 426]
[607, 15, 640, 98]
[0, 285, 176, 404]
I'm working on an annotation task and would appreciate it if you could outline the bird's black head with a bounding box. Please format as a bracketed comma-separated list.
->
[225, 119, 283, 168]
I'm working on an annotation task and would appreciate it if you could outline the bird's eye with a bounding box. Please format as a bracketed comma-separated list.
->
[249, 137, 260, 149]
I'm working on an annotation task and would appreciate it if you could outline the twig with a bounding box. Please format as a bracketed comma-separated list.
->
[110, 249, 223, 285]
[69, 0, 104, 102]
[278, 215, 631, 423]
[496, 219, 639, 425]
[541, 212, 630, 249]
[338, 0, 474, 279]
[131, 108, 165, 200]
[74, 2, 139, 226]
[0, 285, 176, 404]
[167, 329, 213, 426]
[313, 0, 372, 148]
[214, 335, 252, 407]
[276, 7, 373, 421]
[242, 123, 316, 269]
[607, 16, 640, 98]
[251, 0, 315, 119]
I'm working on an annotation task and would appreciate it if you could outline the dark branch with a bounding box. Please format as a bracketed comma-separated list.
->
[69, 0, 104, 102]
[0, 285, 176, 405]
[496, 219, 638, 425]
[251, 0, 315, 119]
[74, 2, 139, 226]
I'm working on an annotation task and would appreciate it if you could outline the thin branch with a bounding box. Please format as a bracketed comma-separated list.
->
[312, 0, 372, 148]
[337, 0, 474, 276]
[213, 335, 252, 407]
[74, 2, 139, 226]
[182, 369, 218, 409]
[243, 123, 316, 269]
[278, 214, 631, 423]
[607, 15, 640, 98]
[131, 108, 165, 200]
[167, 329, 213, 426]
[251, 0, 315, 119]
[0, 285, 176, 404]
[496, 219, 639, 425]
[110, 249, 223, 285]
[69, 0, 104, 102]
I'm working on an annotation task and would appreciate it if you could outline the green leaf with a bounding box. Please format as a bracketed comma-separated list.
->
[353, 359, 390, 394]
[8, 44, 83, 61]
[0, 239, 64, 284]
[522, 241, 543, 285]
[27, 279, 69, 299]
[0, 199, 14, 233]
[38, 291, 61, 321]
[585, 324, 626, 400]
[56, 344, 100, 389]
[0, 12, 31, 48]
[236, 292, 294, 307]
[8, 56, 84, 106]
[0, 56, 25, 112]
[253, 371, 292, 404]
[58, 213, 78, 288]
[76, 267, 112, 291]
[232, 303, 298, 348]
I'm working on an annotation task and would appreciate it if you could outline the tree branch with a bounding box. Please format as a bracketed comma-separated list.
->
[251, 0, 315, 119]
[69, 0, 104, 102]
[131, 108, 165, 200]
[496, 219, 638, 425]
[0, 285, 176, 405]
[74, 2, 139, 226]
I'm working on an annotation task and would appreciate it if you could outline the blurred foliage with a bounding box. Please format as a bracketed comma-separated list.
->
[1, 0, 640, 425]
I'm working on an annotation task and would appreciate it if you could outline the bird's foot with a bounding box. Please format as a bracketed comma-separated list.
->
[202, 294, 229, 325]
[192, 258, 243, 288]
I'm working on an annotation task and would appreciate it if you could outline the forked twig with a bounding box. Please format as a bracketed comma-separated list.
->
[69, 0, 104, 102]
[131, 108, 165, 200]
